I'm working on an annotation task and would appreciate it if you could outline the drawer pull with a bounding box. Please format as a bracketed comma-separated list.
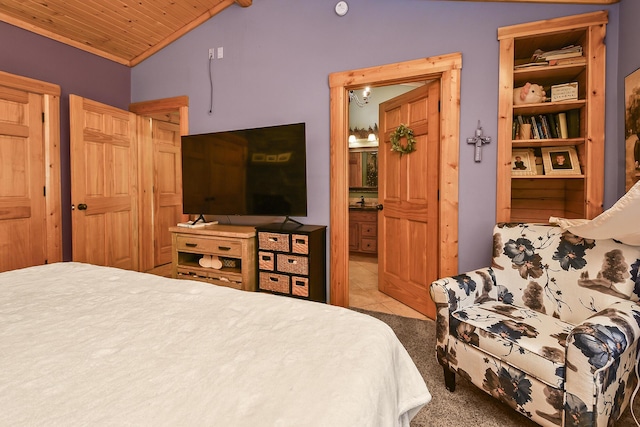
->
[288, 259, 297, 264]
[269, 276, 279, 282]
[185, 242, 198, 248]
[268, 237, 279, 242]
[218, 246, 231, 251]
[261, 255, 272, 261]
[294, 280, 305, 286]
[295, 238, 305, 244]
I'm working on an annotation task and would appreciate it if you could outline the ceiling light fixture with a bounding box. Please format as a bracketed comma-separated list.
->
[349, 87, 372, 107]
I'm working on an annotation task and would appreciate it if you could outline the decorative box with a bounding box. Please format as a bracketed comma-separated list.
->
[551, 82, 578, 102]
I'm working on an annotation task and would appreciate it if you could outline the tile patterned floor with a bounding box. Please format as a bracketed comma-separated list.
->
[349, 254, 427, 320]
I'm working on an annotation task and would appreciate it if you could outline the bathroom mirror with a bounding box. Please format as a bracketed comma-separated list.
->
[349, 148, 378, 191]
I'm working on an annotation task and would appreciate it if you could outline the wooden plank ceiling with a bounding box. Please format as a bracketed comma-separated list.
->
[0, 0, 617, 67]
[0, 0, 251, 67]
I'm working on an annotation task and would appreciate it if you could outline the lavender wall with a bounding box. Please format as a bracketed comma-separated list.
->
[0, 22, 131, 261]
[130, 1, 622, 275]
[133, 0, 622, 276]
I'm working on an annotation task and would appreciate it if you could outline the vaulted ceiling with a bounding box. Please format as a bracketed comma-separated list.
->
[0, 0, 251, 67]
[0, 0, 619, 67]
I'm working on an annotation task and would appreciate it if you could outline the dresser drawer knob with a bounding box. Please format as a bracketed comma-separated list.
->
[185, 242, 198, 248]
[218, 246, 231, 251]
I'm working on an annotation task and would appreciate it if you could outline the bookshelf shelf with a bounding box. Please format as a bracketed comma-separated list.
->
[512, 175, 585, 179]
[513, 100, 585, 115]
[512, 138, 583, 148]
[514, 63, 586, 87]
[496, 11, 607, 224]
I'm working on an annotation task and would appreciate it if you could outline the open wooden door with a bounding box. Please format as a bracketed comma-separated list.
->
[0, 88, 46, 271]
[151, 120, 182, 266]
[378, 81, 440, 319]
[70, 95, 138, 270]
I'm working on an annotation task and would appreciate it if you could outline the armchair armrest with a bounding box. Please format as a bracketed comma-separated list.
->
[429, 267, 496, 312]
[430, 267, 497, 368]
[565, 300, 640, 425]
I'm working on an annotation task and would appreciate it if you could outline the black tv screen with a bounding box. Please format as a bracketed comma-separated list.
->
[181, 122, 307, 217]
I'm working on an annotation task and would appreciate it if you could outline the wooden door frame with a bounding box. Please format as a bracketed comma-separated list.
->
[328, 53, 462, 307]
[0, 70, 62, 265]
[129, 96, 189, 272]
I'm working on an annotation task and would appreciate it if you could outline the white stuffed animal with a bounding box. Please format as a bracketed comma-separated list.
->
[513, 82, 546, 105]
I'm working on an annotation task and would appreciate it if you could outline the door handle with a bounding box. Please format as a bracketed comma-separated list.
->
[77, 203, 88, 210]
[376, 204, 383, 210]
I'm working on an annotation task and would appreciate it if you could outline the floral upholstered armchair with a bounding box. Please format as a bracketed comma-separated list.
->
[430, 223, 640, 426]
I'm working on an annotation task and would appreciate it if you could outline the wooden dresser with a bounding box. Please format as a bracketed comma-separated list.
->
[170, 224, 256, 291]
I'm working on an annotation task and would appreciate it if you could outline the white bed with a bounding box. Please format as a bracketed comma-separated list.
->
[0, 262, 430, 426]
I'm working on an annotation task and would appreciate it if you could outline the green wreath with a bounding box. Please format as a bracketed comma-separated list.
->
[390, 124, 416, 156]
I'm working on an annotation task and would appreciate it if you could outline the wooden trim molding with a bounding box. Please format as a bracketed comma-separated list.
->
[129, 96, 189, 272]
[328, 53, 461, 307]
[43, 94, 62, 264]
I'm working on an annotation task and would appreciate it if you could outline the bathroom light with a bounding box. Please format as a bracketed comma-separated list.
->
[348, 135, 357, 143]
[349, 87, 372, 107]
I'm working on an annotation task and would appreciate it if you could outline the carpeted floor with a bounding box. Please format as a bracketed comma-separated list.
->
[353, 308, 640, 427]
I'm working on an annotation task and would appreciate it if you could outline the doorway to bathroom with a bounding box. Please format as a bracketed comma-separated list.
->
[329, 53, 462, 320]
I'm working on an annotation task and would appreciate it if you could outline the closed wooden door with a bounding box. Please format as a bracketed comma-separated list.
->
[152, 120, 182, 266]
[70, 95, 138, 270]
[0, 87, 46, 272]
[378, 81, 440, 319]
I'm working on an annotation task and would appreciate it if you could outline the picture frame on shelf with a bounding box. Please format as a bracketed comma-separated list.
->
[541, 146, 581, 176]
[511, 149, 536, 176]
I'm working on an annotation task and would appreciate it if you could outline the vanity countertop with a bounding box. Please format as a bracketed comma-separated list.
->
[349, 205, 378, 211]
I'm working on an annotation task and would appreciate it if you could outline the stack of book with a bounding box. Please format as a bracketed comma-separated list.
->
[531, 45, 582, 62]
[514, 45, 584, 69]
[513, 110, 580, 140]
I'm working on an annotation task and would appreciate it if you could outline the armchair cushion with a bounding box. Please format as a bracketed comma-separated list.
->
[451, 301, 573, 386]
[491, 223, 640, 325]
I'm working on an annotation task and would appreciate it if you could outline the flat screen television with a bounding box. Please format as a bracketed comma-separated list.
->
[181, 122, 307, 219]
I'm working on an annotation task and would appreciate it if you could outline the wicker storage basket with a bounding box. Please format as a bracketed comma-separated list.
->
[259, 272, 290, 294]
[258, 232, 290, 252]
[277, 254, 308, 275]
[258, 251, 274, 271]
[291, 276, 309, 297]
[291, 234, 309, 254]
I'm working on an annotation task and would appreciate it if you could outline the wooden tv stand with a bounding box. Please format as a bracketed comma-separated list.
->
[170, 224, 256, 291]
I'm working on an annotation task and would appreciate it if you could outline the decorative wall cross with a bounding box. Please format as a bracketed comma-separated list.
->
[466, 120, 491, 162]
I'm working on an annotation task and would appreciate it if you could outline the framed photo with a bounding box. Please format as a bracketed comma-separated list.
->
[511, 149, 536, 176]
[541, 146, 581, 176]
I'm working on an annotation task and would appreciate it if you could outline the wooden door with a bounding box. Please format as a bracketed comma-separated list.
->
[152, 120, 182, 266]
[70, 95, 138, 270]
[0, 87, 46, 272]
[378, 81, 440, 318]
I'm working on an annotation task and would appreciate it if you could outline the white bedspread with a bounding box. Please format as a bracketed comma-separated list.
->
[0, 262, 430, 426]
